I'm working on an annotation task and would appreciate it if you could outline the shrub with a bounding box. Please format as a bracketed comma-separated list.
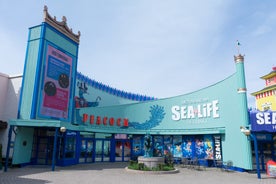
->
[128, 160, 175, 171]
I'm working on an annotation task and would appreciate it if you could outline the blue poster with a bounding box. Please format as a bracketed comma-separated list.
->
[132, 136, 142, 156]
[153, 136, 163, 157]
[195, 136, 205, 159]
[173, 136, 182, 157]
[203, 135, 214, 159]
[164, 135, 173, 156]
[182, 136, 193, 158]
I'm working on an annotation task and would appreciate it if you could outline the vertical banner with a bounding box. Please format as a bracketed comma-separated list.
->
[203, 135, 214, 159]
[39, 45, 72, 120]
[213, 135, 222, 160]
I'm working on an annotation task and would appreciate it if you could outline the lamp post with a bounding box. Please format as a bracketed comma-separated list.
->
[240, 126, 261, 179]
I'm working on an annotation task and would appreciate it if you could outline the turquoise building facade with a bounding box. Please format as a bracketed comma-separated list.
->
[5, 6, 253, 171]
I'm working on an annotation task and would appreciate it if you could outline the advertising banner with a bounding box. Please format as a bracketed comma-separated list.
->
[39, 45, 72, 120]
[250, 111, 276, 132]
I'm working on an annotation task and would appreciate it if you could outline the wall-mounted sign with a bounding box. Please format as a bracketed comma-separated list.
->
[39, 45, 73, 120]
[171, 100, 219, 121]
[214, 135, 222, 160]
[250, 111, 276, 132]
[82, 113, 129, 127]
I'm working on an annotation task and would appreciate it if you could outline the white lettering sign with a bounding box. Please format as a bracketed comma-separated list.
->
[256, 112, 276, 125]
[171, 100, 219, 121]
[214, 136, 222, 160]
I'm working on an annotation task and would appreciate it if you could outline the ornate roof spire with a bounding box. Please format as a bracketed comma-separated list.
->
[43, 5, 81, 44]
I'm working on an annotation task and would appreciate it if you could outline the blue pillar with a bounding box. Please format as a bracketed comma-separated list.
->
[51, 127, 59, 171]
[4, 125, 13, 172]
[110, 134, 115, 162]
[250, 133, 261, 179]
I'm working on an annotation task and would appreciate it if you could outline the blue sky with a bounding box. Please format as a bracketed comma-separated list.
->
[1, 1, 276, 107]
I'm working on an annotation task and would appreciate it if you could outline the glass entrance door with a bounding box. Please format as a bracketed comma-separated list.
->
[79, 139, 94, 163]
[95, 139, 110, 162]
[115, 140, 131, 161]
[36, 136, 54, 165]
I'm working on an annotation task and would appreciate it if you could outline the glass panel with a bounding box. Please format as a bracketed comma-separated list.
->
[103, 140, 110, 161]
[124, 141, 131, 157]
[124, 141, 131, 161]
[79, 139, 94, 163]
[65, 136, 76, 158]
[58, 137, 64, 159]
[115, 140, 131, 161]
[115, 140, 123, 157]
[37, 138, 47, 159]
[95, 133, 112, 139]
[115, 134, 127, 139]
[87, 140, 93, 162]
[79, 139, 87, 163]
[95, 140, 102, 161]
[80, 132, 95, 138]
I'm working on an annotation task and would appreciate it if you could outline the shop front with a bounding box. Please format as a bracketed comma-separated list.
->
[5, 7, 253, 173]
[249, 110, 276, 173]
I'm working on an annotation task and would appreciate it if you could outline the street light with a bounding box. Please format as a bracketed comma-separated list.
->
[240, 126, 261, 179]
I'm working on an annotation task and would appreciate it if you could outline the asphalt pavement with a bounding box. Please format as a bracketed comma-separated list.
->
[0, 162, 275, 184]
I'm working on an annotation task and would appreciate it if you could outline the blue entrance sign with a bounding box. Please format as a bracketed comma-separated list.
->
[250, 111, 276, 132]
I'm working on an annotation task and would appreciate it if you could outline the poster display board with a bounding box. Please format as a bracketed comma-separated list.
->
[38, 44, 73, 121]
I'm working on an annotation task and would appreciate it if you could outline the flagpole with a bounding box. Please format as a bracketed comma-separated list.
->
[236, 40, 241, 55]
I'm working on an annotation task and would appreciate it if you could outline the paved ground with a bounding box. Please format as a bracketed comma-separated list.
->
[0, 162, 276, 184]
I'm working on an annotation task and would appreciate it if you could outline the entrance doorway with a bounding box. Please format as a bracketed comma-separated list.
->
[254, 141, 275, 171]
[115, 139, 131, 161]
[79, 138, 94, 163]
[95, 139, 111, 162]
[34, 136, 54, 165]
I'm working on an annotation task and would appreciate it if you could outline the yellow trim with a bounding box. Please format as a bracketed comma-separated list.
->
[251, 86, 276, 96]
[260, 71, 276, 79]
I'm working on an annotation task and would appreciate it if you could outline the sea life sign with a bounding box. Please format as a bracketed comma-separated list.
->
[250, 111, 276, 132]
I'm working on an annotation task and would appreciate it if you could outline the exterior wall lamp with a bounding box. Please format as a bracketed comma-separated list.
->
[60, 127, 66, 133]
[240, 126, 251, 136]
[240, 126, 261, 179]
